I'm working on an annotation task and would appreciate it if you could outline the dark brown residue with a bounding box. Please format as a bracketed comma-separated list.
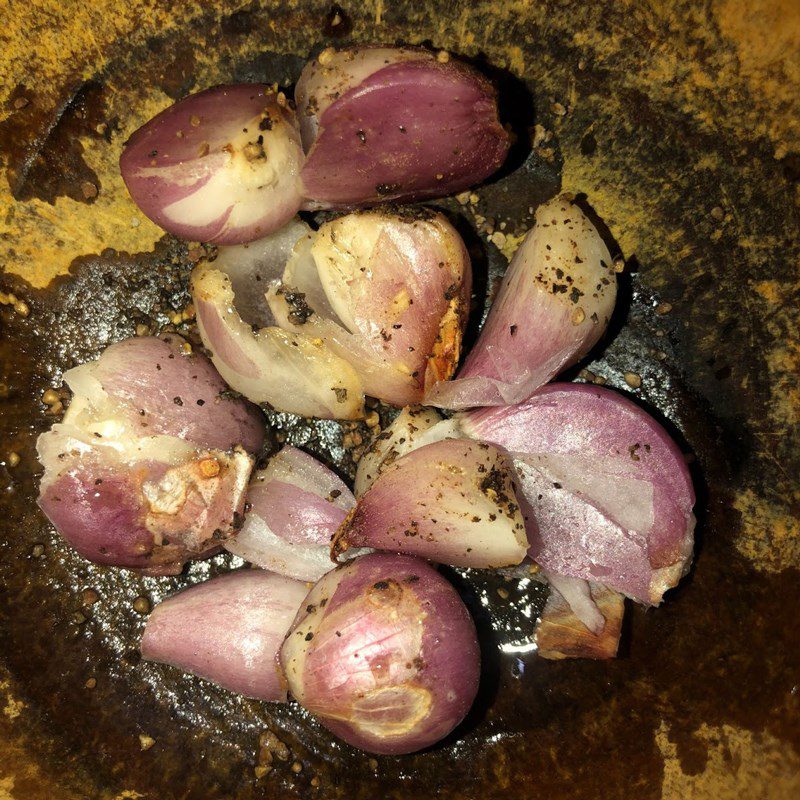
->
[0, 81, 105, 204]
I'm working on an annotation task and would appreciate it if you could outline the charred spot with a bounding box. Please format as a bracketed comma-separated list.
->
[367, 579, 403, 608]
[242, 136, 266, 160]
[569, 287, 584, 304]
[304, 632, 314, 641]
[444, 284, 459, 301]
[480, 466, 506, 496]
[333, 387, 348, 403]
[277, 286, 313, 325]
[375, 182, 401, 196]
[510, 324, 518, 336]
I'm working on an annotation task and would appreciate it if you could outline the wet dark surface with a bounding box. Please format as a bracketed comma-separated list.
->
[1, 2, 799, 799]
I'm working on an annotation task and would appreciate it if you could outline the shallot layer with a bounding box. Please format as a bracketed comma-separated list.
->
[191, 220, 365, 419]
[225, 446, 363, 581]
[535, 578, 624, 660]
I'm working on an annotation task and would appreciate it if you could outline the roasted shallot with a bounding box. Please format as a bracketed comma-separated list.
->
[141, 570, 309, 700]
[459, 383, 696, 604]
[335, 438, 528, 568]
[225, 446, 366, 581]
[427, 195, 617, 409]
[36, 335, 264, 574]
[120, 85, 304, 244]
[268, 209, 471, 408]
[280, 553, 480, 754]
[296, 46, 509, 207]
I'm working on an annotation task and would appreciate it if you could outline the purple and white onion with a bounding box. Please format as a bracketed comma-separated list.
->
[225, 446, 367, 581]
[191, 220, 365, 419]
[296, 46, 509, 207]
[268, 209, 471, 407]
[458, 383, 696, 604]
[120, 85, 304, 244]
[535, 576, 624, 661]
[280, 553, 480, 754]
[427, 195, 617, 409]
[141, 569, 309, 700]
[36, 335, 264, 574]
[335, 438, 528, 568]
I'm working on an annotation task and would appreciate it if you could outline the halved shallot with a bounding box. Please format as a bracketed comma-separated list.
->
[267, 209, 471, 408]
[36, 335, 264, 574]
[296, 46, 509, 207]
[225, 446, 366, 581]
[191, 220, 365, 419]
[120, 85, 304, 244]
[334, 438, 528, 568]
[280, 553, 480, 754]
[141, 570, 309, 700]
[427, 195, 617, 409]
[458, 383, 696, 604]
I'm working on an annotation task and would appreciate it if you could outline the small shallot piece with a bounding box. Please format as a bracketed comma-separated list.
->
[458, 383, 696, 604]
[296, 46, 509, 207]
[535, 578, 624, 661]
[267, 208, 471, 408]
[120, 85, 304, 244]
[354, 406, 452, 496]
[225, 446, 366, 581]
[427, 194, 617, 409]
[334, 438, 528, 568]
[192, 220, 364, 419]
[280, 553, 480, 754]
[141, 570, 309, 700]
[36, 335, 264, 574]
